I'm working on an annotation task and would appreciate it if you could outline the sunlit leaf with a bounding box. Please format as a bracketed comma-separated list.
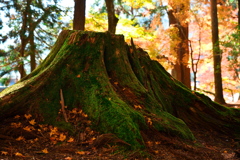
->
[134, 105, 142, 109]
[16, 136, 25, 141]
[42, 148, 48, 154]
[14, 152, 24, 157]
[67, 137, 74, 143]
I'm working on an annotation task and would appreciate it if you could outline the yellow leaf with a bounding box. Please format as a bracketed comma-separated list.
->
[67, 137, 74, 143]
[15, 152, 24, 157]
[76, 151, 85, 155]
[24, 114, 32, 119]
[42, 148, 48, 154]
[59, 133, 66, 141]
[134, 105, 142, 109]
[14, 115, 20, 119]
[16, 136, 25, 141]
[1, 151, 8, 155]
[147, 118, 152, 125]
[29, 119, 36, 125]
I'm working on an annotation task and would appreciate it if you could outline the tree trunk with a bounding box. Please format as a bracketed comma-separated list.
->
[1, 31, 240, 149]
[210, 0, 226, 104]
[167, 9, 191, 89]
[105, 0, 119, 34]
[73, 0, 86, 30]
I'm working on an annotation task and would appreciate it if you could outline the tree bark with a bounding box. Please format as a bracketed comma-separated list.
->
[1, 31, 240, 149]
[210, 0, 226, 104]
[73, 0, 86, 30]
[167, 9, 191, 89]
[105, 0, 119, 34]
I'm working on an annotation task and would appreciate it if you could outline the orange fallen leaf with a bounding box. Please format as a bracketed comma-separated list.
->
[11, 122, 22, 128]
[65, 157, 73, 160]
[23, 126, 35, 132]
[67, 137, 74, 143]
[24, 114, 32, 119]
[15, 152, 24, 157]
[14, 115, 20, 119]
[29, 119, 36, 125]
[134, 105, 142, 109]
[76, 151, 85, 155]
[1, 151, 8, 155]
[16, 136, 25, 141]
[42, 148, 48, 154]
[77, 74, 81, 78]
[59, 133, 66, 141]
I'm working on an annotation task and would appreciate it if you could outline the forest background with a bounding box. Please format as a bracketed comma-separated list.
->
[0, 0, 239, 103]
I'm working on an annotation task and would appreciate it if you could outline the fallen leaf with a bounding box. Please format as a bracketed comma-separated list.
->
[67, 137, 74, 143]
[16, 136, 25, 141]
[24, 114, 32, 119]
[65, 157, 73, 160]
[11, 122, 21, 128]
[1, 151, 8, 155]
[76, 151, 85, 155]
[15, 152, 24, 157]
[42, 148, 48, 154]
[77, 74, 81, 78]
[59, 133, 66, 141]
[147, 118, 152, 125]
[23, 126, 35, 132]
[14, 115, 20, 119]
[49, 127, 58, 136]
[134, 105, 142, 109]
[29, 119, 36, 125]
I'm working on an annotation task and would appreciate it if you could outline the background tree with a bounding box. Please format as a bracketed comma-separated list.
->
[210, 0, 226, 104]
[73, 0, 86, 30]
[167, 0, 191, 89]
[0, 0, 69, 80]
[105, 0, 119, 34]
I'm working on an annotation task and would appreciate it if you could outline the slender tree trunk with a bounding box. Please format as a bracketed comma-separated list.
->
[19, 0, 31, 78]
[73, 0, 86, 30]
[105, 0, 119, 34]
[30, 31, 36, 71]
[238, 0, 240, 26]
[210, 0, 226, 104]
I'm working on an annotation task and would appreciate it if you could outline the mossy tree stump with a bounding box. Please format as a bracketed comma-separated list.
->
[1, 30, 240, 149]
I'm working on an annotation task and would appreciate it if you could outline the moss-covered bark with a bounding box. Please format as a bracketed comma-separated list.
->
[1, 30, 240, 149]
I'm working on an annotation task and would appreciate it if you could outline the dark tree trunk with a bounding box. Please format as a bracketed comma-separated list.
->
[210, 0, 226, 104]
[1, 31, 240, 150]
[167, 10, 191, 89]
[29, 31, 36, 71]
[105, 0, 119, 34]
[73, 0, 86, 30]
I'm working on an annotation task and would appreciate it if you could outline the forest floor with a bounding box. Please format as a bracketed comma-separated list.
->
[0, 106, 240, 160]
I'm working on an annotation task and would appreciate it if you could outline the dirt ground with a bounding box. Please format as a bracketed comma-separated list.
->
[0, 107, 240, 160]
